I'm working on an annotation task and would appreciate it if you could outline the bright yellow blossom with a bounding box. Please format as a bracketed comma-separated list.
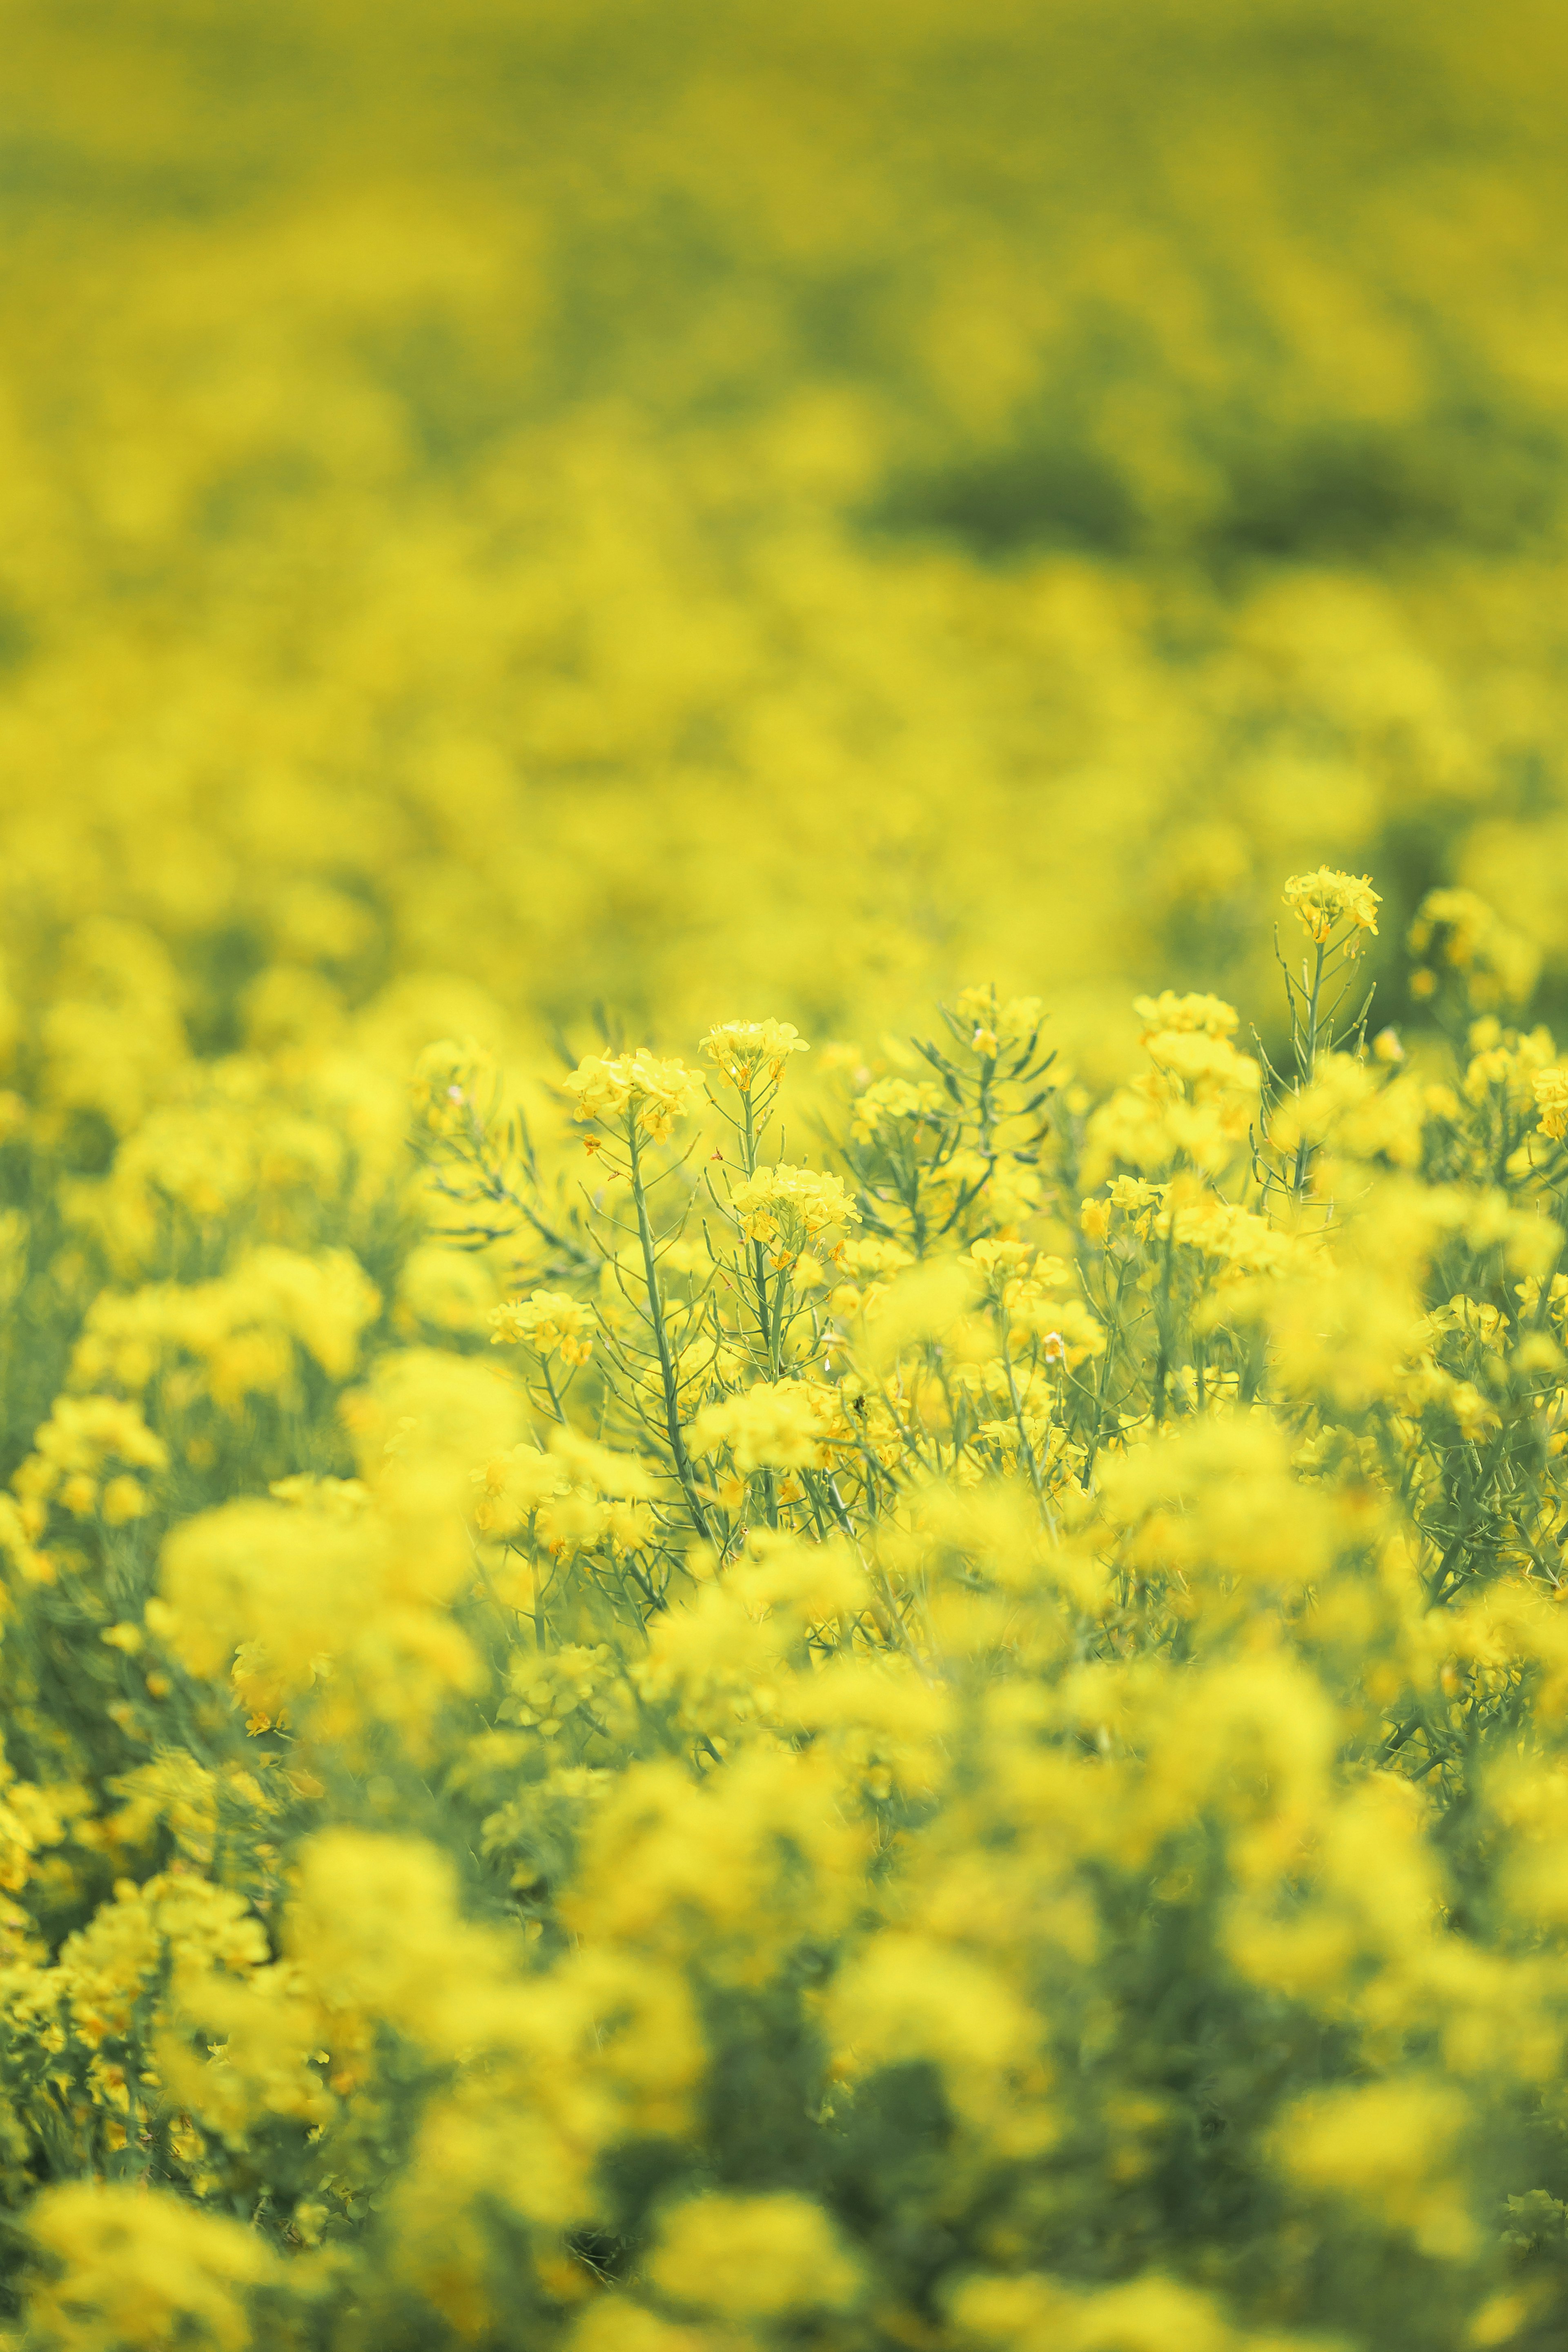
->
[1283, 866, 1383, 946]
[490, 1290, 595, 1366]
[698, 1020, 809, 1092]
[1536, 1067, 1568, 1142]
[728, 1163, 859, 1264]
[562, 1051, 703, 1142]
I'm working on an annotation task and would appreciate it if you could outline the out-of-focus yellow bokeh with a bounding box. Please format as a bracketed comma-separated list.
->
[3, 0, 1568, 1066]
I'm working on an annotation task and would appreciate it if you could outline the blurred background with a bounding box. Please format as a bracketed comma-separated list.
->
[3, 0, 1568, 1076]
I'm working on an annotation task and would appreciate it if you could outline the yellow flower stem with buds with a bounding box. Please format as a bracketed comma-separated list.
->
[1257, 870, 1383, 1212]
[735, 1078, 789, 1380]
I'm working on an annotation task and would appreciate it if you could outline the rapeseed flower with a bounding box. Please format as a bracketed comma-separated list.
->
[1283, 866, 1383, 947]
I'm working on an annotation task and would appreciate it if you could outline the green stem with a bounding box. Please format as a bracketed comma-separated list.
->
[628, 1117, 713, 1545]
[1151, 1211, 1178, 1428]
[1290, 938, 1327, 1207]
[1080, 1259, 1129, 1488]
[999, 1307, 1056, 1535]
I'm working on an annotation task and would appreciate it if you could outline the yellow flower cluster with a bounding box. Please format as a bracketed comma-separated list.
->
[69, 1249, 382, 1409]
[698, 1022, 809, 1094]
[1082, 994, 1260, 1186]
[1282, 866, 1383, 947]
[726, 1163, 860, 1266]
[849, 1077, 947, 1144]
[1535, 1068, 1568, 1143]
[490, 1291, 595, 1367]
[1410, 889, 1542, 1012]
[691, 1378, 843, 1475]
[563, 1052, 704, 1145]
[12, 1397, 167, 1530]
[953, 988, 1045, 1059]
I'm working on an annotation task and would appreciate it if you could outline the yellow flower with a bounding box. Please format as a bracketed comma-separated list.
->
[954, 986, 1044, 1056]
[23, 2183, 275, 2352]
[490, 1289, 595, 1366]
[562, 1050, 703, 1142]
[849, 1076, 947, 1143]
[728, 1163, 859, 1263]
[691, 1378, 842, 1472]
[1282, 866, 1382, 947]
[1132, 990, 1239, 1042]
[1079, 1197, 1111, 1245]
[698, 1019, 809, 1092]
[649, 2192, 861, 2319]
[1535, 1067, 1568, 1142]
[1277, 2079, 1474, 2258]
[1408, 886, 1540, 1008]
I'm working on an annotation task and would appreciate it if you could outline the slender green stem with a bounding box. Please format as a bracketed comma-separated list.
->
[998, 1306, 1057, 1535]
[627, 1117, 714, 1545]
[1081, 1257, 1130, 1488]
[1289, 937, 1327, 1206]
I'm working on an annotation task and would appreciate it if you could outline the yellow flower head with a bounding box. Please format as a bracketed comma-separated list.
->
[490, 1289, 595, 1366]
[1408, 886, 1540, 1009]
[562, 1049, 703, 1142]
[1282, 866, 1382, 948]
[699, 1019, 809, 1093]
[650, 2192, 861, 2319]
[1535, 1067, 1568, 1143]
[1133, 991, 1239, 1044]
[729, 1163, 860, 1265]
[953, 986, 1044, 1058]
[691, 1378, 841, 1473]
[24, 2182, 275, 2352]
[849, 1076, 947, 1144]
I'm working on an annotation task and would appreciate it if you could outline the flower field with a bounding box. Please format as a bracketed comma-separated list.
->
[4, 2, 1568, 2346]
